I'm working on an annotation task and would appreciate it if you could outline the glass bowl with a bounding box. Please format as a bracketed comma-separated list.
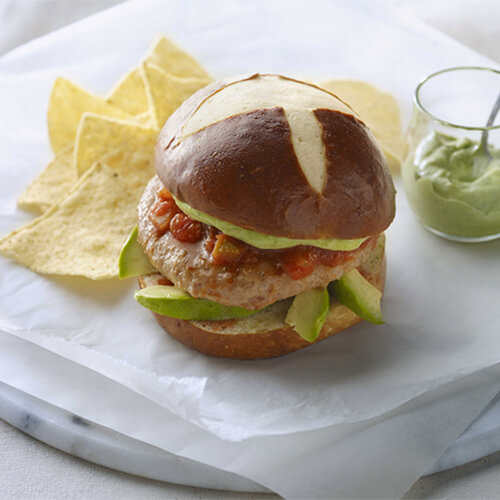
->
[402, 66, 500, 242]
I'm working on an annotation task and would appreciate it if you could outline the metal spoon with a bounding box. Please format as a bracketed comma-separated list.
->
[478, 91, 500, 159]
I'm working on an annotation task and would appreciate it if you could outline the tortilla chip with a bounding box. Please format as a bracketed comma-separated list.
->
[0, 163, 137, 279]
[74, 113, 157, 198]
[319, 80, 406, 173]
[107, 66, 150, 116]
[48, 77, 131, 153]
[17, 146, 77, 214]
[130, 110, 155, 128]
[143, 63, 210, 128]
[382, 148, 405, 175]
[145, 36, 211, 80]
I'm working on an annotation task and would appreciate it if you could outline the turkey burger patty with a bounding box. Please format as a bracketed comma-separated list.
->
[138, 175, 382, 310]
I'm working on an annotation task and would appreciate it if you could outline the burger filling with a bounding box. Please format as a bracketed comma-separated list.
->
[124, 175, 386, 342]
[148, 185, 377, 281]
[134, 176, 383, 316]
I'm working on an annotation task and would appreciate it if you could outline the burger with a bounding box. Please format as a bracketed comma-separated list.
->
[119, 74, 396, 359]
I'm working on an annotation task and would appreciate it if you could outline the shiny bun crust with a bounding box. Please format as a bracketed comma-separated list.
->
[137, 252, 386, 360]
[155, 74, 396, 240]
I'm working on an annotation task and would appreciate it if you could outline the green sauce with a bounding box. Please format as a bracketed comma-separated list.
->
[403, 131, 500, 238]
[173, 197, 367, 251]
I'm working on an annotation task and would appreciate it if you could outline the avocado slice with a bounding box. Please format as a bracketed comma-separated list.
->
[135, 285, 257, 320]
[285, 287, 329, 342]
[118, 226, 156, 279]
[174, 196, 366, 251]
[330, 269, 384, 324]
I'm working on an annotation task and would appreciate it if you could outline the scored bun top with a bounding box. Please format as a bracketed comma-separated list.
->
[155, 74, 396, 240]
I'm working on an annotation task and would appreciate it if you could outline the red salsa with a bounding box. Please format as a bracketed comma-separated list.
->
[149, 189, 203, 243]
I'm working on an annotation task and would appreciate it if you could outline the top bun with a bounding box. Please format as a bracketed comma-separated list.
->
[155, 74, 395, 240]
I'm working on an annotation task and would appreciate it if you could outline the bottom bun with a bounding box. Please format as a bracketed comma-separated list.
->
[139, 237, 386, 359]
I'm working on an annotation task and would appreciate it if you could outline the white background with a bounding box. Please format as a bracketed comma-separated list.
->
[1, 0, 500, 498]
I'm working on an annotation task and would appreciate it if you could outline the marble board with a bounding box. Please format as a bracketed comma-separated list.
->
[2, 380, 500, 491]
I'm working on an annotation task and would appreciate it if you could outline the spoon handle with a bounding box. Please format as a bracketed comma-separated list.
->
[480, 91, 500, 155]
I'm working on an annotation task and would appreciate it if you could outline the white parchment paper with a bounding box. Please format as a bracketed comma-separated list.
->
[2, 330, 500, 499]
[1, 0, 500, 444]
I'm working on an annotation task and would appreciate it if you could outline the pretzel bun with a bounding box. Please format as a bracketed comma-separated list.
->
[155, 74, 395, 240]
